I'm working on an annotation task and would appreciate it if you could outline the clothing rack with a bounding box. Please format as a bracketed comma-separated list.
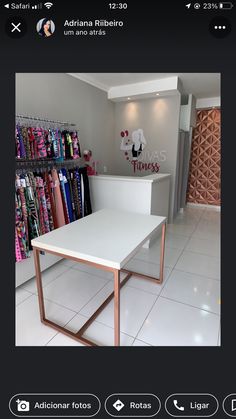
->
[16, 114, 76, 127]
[15, 158, 82, 174]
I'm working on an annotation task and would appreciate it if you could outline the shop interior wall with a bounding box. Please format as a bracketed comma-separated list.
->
[113, 95, 181, 220]
[15, 73, 116, 174]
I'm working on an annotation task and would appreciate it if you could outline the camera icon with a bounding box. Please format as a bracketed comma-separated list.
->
[16, 399, 30, 412]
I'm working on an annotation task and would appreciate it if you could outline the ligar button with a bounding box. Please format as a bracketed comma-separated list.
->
[165, 393, 218, 417]
[105, 393, 161, 417]
[9, 393, 100, 417]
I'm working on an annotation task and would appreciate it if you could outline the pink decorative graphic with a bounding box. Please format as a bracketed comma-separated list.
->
[120, 129, 160, 173]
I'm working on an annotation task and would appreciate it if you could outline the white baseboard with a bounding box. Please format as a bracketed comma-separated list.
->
[187, 203, 221, 212]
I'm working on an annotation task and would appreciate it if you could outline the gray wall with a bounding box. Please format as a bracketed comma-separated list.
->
[15, 73, 115, 174]
[113, 95, 181, 220]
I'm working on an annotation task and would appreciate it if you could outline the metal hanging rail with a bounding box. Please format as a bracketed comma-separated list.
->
[16, 114, 76, 127]
[15, 157, 82, 174]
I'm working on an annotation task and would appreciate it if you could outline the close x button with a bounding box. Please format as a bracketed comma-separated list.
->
[105, 393, 161, 417]
[165, 393, 218, 417]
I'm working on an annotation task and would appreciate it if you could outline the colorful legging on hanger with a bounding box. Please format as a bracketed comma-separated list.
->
[61, 168, 74, 222]
[51, 169, 66, 227]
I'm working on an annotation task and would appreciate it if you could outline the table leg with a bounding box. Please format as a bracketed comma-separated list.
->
[159, 222, 166, 284]
[114, 269, 120, 346]
[33, 247, 45, 321]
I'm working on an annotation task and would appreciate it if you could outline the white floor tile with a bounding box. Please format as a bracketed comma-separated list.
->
[80, 281, 114, 317]
[83, 285, 156, 337]
[124, 258, 172, 281]
[22, 262, 71, 294]
[132, 339, 151, 346]
[197, 218, 220, 228]
[66, 314, 134, 346]
[192, 231, 220, 241]
[47, 333, 84, 346]
[16, 287, 32, 306]
[43, 269, 108, 312]
[167, 224, 196, 236]
[137, 297, 220, 346]
[60, 258, 76, 268]
[173, 216, 199, 226]
[46, 314, 87, 346]
[135, 245, 183, 268]
[127, 275, 167, 295]
[186, 237, 220, 258]
[192, 225, 220, 240]
[161, 270, 220, 314]
[16, 295, 76, 346]
[175, 250, 220, 280]
[152, 232, 190, 250]
[80, 272, 166, 321]
[201, 211, 220, 222]
[70, 261, 113, 280]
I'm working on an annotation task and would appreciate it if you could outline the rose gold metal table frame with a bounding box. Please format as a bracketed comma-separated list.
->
[32, 222, 166, 347]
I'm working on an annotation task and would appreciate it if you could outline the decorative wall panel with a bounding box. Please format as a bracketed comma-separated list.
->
[187, 109, 221, 205]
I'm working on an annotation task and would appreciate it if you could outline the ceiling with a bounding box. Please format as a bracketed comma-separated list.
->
[70, 73, 220, 99]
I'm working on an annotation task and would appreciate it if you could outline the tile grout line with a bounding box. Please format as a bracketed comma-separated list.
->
[132, 338, 152, 347]
[171, 210, 220, 278]
[176, 249, 220, 261]
[45, 312, 90, 346]
[159, 295, 220, 316]
[43, 279, 111, 318]
[130, 262, 176, 344]
[16, 292, 35, 307]
[44, 332, 60, 346]
[76, 279, 112, 315]
[21, 264, 73, 294]
[130, 292, 162, 344]
[68, 264, 112, 281]
[173, 267, 220, 281]
[43, 297, 79, 314]
[171, 267, 220, 281]
[124, 218, 196, 344]
[22, 265, 111, 314]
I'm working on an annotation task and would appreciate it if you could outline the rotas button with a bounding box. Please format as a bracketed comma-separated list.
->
[105, 393, 161, 417]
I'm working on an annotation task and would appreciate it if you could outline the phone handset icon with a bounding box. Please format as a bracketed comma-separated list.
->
[173, 400, 185, 411]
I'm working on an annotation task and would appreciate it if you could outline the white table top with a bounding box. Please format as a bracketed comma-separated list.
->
[31, 209, 166, 269]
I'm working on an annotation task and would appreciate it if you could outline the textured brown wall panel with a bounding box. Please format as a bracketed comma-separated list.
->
[187, 109, 221, 205]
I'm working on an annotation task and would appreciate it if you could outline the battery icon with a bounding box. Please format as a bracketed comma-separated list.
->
[219, 2, 234, 8]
